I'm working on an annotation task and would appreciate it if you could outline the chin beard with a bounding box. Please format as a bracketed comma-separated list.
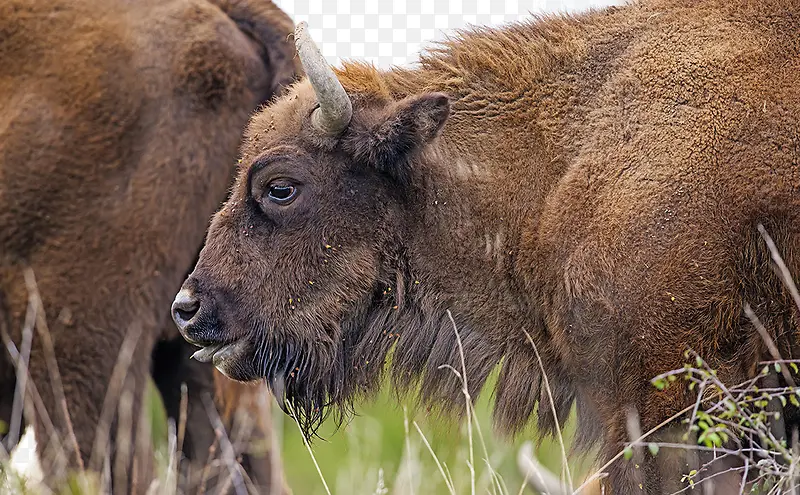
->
[219, 291, 405, 439]
[247, 336, 355, 439]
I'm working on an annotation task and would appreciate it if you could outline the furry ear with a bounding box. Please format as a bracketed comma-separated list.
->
[345, 92, 450, 187]
[210, 0, 301, 101]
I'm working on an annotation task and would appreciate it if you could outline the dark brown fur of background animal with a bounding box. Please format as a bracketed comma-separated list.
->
[0, 0, 297, 492]
[181, 0, 800, 493]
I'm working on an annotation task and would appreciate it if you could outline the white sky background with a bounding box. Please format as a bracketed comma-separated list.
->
[273, 0, 626, 68]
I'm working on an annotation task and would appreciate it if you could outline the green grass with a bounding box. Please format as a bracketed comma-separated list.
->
[277, 373, 594, 495]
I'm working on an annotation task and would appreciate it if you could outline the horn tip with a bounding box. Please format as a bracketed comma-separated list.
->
[295, 21, 309, 37]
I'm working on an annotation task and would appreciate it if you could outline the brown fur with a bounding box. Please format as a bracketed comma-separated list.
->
[178, 0, 800, 492]
[0, 0, 298, 492]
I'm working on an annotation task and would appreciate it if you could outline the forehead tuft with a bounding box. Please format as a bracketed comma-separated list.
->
[334, 62, 392, 101]
[240, 81, 317, 156]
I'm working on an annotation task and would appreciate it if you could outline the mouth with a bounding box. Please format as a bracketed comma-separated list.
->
[191, 340, 291, 415]
[188, 340, 241, 364]
[189, 343, 223, 363]
[186, 337, 309, 422]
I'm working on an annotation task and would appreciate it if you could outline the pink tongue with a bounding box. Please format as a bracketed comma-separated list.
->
[191, 344, 222, 363]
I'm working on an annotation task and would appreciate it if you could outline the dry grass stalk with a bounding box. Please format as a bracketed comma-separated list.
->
[201, 392, 250, 495]
[23, 268, 84, 471]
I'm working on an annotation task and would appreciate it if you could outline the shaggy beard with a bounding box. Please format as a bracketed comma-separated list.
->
[249, 290, 402, 439]
[249, 331, 381, 439]
[247, 279, 562, 444]
[250, 336, 340, 437]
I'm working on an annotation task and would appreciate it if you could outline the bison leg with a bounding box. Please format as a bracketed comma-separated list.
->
[591, 405, 658, 494]
[592, 384, 753, 494]
[24, 326, 157, 494]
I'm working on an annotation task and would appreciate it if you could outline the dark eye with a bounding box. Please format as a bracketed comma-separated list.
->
[267, 182, 298, 205]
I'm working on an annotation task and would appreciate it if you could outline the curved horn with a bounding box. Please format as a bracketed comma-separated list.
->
[294, 22, 352, 135]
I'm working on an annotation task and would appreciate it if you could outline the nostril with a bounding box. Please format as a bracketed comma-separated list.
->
[176, 305, 199, 322]
[172, 289, 200, 327]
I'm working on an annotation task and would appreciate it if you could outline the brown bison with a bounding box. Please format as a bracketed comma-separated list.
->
[0, 0, 298, 492]
[174, 0, 800, 492]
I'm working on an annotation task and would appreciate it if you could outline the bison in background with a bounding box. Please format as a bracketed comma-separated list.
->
[174, 1, 800, 493]
[0, 0, 299, 492]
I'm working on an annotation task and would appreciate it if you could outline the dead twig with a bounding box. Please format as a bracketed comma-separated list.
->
[88, 321, 144, 473]
[201, 392, 250, 495]
[24, 268, 84, 470]
[1, 313, 68, 479]
[8, 296, 36, 450]
[758, 224, 800, 317]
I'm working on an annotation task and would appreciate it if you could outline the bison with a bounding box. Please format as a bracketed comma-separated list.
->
[0, 0, 299, 492]
[173, 1, 800, 493]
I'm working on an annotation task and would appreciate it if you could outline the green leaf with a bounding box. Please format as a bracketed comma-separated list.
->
[623, 446, 633, 460]
[648, 443, 660, 456]
[682, 469, 698, 487]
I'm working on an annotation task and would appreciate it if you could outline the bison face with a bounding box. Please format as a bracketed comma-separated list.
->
[172, 39, 450, 431]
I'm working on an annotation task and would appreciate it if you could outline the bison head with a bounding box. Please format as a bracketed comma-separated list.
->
[172, 23, 451, 433]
